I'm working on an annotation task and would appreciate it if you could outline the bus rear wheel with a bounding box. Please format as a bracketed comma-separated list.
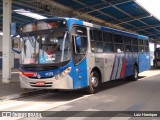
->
[87, 71, 100, 94]
[130, 65, 138, 80]
[154, 61, 158, 68]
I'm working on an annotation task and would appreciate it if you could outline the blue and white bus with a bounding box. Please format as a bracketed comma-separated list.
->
[12, 18, 151, 93]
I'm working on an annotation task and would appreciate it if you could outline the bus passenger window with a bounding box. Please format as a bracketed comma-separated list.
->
[124, 37, 131, 44]
[144, 40, 149, 46]
[138, 39, 144, 45]
[90, 30, 93, 40]
[125, 45, 132, 52]
[115, 44, 124, 53]
[75, 36, 87, 54]
[103, 32, 113, 42]
[93, 30, 102, 41]
[145, 46, 149, 52]
[103, 43, 114, 53]
[114, 34, 123, 43]
[132, 38, 138, 45]
[139, 46, 145, 52]
[132, 46, 138, 52]
[91, 41, 96, 52]
[96, 42, 103, 52]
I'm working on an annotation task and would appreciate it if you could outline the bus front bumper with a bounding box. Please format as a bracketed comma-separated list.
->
[19, 74, 73, 90]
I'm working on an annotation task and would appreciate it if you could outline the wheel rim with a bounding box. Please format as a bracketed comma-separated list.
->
[155, 62, 157, 67]
[134, 67, 138, 79]
[91, 74, 98, 88]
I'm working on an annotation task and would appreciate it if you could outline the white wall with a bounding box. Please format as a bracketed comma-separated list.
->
[149, 42, 155, 66]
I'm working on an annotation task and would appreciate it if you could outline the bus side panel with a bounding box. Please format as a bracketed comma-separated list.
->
[110, 54, 126, 80]
[115, 54, 125, 79]
[94, 54, 104, 82]
[124, 53, 134, 77]
[103, 53, 115, 82]
[69, 58, 88, 89]
[138, 53, 151, 73]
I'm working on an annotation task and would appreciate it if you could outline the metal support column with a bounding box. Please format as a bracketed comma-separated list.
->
[2, 0, 12, 83]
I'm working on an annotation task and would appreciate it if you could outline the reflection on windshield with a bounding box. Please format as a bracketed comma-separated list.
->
[21, 30, 71, 64]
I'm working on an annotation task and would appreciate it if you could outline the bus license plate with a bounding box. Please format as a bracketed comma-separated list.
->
[36, 81, 45, 86]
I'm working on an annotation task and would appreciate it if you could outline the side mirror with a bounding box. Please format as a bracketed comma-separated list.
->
[12, 34, 21, 54]
[75, 36, 81, 47]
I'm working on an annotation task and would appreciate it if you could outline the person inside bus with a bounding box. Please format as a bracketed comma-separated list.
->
[47, 43, 60, 55]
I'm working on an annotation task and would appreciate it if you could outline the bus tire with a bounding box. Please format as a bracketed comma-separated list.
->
[87, 71, 100, 94]
[130, 65, 138, 80]
[154, 61, 157, 68]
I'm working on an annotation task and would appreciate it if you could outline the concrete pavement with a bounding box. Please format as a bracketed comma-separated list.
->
[0, 69, 44, 100]
[0, 69, 160, 119]
[0, 68, 160, 101]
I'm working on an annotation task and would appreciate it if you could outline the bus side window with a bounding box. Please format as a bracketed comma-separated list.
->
[124, 36, 131, 44]
[132, 46, 138, 52]
[103, 32, 113, 42]
[114, 34, 123, 44]
[103, 43, 114, 53]
[114, 34, 124, 53]
[115, 44, 124, 53]
[96, 42, 103, 53]
[139, 46, 145, 52]
[91, 41, 96, 52]
[93, 29, 102, 41]
[125, 45, 132, 52]
[75, 36, 87, 54]
[132, 38, 138, 45]
[90, 30, 93, 40]
[138, 39, 145, 52]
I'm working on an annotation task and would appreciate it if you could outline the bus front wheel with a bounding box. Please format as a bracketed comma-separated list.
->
[87, 71, 100, 94]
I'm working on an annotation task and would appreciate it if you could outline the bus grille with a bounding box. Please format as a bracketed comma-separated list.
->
[30, 82, 53, 87]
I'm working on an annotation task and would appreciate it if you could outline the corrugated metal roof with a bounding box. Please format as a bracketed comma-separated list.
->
[0, 0, 160, 40]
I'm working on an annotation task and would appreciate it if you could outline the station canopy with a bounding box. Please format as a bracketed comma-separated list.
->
[0, 0, 160, 41]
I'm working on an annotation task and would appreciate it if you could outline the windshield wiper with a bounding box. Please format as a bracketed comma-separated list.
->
[61, 31, 68, 62]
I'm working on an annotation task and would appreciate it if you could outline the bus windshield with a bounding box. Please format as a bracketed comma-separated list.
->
[20, 30, 71, 65]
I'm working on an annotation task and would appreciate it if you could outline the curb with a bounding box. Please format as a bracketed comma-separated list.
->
[0, 90, 49, 101]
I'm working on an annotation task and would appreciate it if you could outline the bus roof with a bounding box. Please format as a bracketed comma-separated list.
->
[64, 17, 149, 40]
[20, 17, 149, 40]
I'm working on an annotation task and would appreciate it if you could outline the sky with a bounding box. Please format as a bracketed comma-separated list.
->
[136, 0, 160, 20]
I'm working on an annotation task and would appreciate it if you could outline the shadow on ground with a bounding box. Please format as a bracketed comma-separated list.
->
[17, 76, 146, 103]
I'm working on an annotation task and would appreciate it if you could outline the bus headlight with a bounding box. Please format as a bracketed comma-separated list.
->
[63, 67, 71, 75]
[57, 67, 71, 79]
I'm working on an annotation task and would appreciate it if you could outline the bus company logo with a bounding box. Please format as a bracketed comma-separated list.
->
[33, 72, 38, 77]
[37, 74, 41, 79]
